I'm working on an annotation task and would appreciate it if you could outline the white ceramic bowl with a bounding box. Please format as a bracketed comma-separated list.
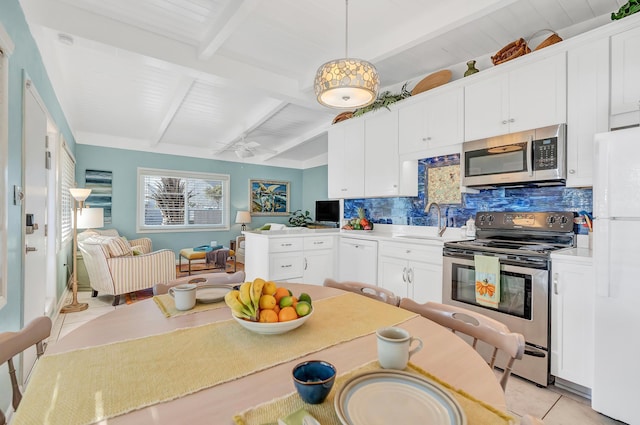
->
[232, 309, 313, 335]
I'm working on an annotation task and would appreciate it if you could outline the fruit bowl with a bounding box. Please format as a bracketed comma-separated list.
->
[232, 309, 313, 335]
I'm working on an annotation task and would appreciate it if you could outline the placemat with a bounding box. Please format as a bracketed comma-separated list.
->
[152, 293, 226, 317]
[13, 293, 416, 425]
[233, 361, 514, 425]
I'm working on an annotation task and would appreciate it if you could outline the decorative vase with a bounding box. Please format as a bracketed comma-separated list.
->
[464, 60, 479, 77]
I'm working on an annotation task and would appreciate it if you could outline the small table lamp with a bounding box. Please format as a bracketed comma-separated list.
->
[235, 211, 252, 231]
[61, 188, 104, 314]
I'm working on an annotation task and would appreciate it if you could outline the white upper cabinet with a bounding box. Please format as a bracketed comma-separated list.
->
[328, 118, 365, 199]
[465, 53, 567, 141]
[365, 110, 417, 197]
[611, 25, 640, 129]
[398, 87, 464, 159]
[566, 38, 609, 188]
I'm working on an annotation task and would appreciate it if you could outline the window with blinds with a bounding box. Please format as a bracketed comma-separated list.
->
[137, 168, 230, 232]
[60, 139, 75, 244]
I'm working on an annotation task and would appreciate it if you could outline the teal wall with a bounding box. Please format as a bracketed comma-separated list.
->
[76, 146, 328, 253]
[0, 0, 77, 412]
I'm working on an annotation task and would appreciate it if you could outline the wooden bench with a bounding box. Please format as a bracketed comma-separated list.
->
[178, 248, 235, 275]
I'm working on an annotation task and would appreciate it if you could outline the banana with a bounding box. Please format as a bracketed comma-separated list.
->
[239, 282, 255, 315]
[224, 290, 252, 319]
[250, 278, 265, 313]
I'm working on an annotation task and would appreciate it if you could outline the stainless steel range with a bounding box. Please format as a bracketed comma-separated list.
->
[442, 211, 576, 386]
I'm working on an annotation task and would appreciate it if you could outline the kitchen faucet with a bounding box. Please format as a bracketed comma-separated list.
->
[425, 202, 447, 237]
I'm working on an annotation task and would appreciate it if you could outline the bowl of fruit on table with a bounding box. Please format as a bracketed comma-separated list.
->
[225, 278, 313, 335]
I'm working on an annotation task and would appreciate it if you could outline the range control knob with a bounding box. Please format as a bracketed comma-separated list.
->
[547, 216, 556, 224]
[560, 216, 569, 224]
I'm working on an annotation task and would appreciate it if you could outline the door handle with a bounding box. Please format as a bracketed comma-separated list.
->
[25, 246, 37, 253]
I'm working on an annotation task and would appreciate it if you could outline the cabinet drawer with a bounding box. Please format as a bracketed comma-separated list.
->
[304, 236, 335, 250]
[379, 242, 442, 264]
[270, 252, 303, 280]
[269, 238, 303, 253]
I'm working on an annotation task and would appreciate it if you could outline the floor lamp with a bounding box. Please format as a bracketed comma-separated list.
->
[61, 189, 103, 313]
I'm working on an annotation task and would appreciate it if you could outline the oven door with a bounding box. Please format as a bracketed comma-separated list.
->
[442, 253, 552, 386]
[442, 253, 548, 348]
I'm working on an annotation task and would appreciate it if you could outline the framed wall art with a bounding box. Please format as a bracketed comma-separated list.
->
[249, 179, 290, 216]
[85, 169, 113, 224]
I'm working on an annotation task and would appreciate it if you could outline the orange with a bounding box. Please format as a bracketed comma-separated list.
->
[278, 306, 298, 322]
[273, 305, 281, 315]
[274, 287, 290, 304]
[262, 281, 277, 296]
[259, 309, 278, 323]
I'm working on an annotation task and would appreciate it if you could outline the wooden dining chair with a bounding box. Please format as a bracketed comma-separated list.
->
[0, 316, 52, 424]
[153, 271, 246, 295]
[520, 414, 545, 425]
[323, 278, 400, 306]
[399, 298, 525, 391]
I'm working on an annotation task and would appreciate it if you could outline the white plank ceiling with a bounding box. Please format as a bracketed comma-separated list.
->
[19, 0, 625, 168]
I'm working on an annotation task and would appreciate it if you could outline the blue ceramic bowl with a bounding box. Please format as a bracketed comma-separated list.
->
[292, 360, 336, 404]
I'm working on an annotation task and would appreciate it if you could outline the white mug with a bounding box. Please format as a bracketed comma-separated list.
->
[169, 283, 197, 311]
[376, 327, 423, 370]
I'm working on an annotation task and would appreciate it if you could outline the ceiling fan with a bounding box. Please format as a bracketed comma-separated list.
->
[227, 135, 277, 159]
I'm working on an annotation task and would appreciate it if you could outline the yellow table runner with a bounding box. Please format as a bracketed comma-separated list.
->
[13, 293, 416, 425]
[234, 361, 514, 425]
[152, 293, 227, 317]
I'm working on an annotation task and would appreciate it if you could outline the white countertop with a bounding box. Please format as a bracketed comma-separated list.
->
[551, 247, 593, 265]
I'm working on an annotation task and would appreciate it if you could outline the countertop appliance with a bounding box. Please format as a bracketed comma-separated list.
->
[442, 211, 576, 386]
[462, 124, 566, 188]
[591, 127, 640, 424]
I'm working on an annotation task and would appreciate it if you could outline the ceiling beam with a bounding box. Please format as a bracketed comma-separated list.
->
[198, 0, 261, 60]
[261, 121, 331, 161]
[151, 77, 195, 146]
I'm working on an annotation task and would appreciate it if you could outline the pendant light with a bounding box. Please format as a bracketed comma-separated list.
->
[314, 0, 379, 109]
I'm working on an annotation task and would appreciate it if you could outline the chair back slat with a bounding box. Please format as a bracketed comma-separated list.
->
[323, 278, 400, 306]
[399, 298, 524, 391]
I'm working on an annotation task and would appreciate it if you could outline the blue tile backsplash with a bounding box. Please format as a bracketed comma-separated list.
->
[344, 154, 593, 234]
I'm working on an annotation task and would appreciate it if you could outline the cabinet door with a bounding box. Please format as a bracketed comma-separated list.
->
[338, 238, 377, 285]
[508, 53, 567, 133]
[566, 38, 609, 187]
[409, 261, 443, 303]
[398, 101, 426, 156]
[328, 120, 365, 198]
[464, 74, 508, 141]
[551, 260, 594, 388]
[611, 25, 640, 117]
[378, 256, 409, 299]
[365, 110, 400, 197]
[425, 88, 464, 150]
[303, 249, 334, 286]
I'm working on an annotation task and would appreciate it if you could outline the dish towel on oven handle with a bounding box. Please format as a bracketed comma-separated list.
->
[474, 255, 501, 308]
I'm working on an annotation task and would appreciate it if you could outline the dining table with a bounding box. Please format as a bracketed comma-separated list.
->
[16, 283, 509, 424]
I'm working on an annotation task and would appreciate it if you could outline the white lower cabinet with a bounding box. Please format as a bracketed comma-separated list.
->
[338, 237, 378, 285]
[245, 233, 336, 285]
[550, 254, 594, 389]
[377, 241, 443, 303]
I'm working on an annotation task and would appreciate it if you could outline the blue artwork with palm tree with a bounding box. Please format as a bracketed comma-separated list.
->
[250, 180, 289, 215]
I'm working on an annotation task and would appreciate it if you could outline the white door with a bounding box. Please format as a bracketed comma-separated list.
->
[22, 79, 48, 381]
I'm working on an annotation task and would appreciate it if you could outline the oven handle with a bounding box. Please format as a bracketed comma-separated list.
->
[443, 250, 549, 270]
[523, 345, 547, 358]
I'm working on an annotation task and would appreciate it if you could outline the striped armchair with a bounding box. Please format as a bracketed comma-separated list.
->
[78, 235, 176, 306]
[88, 229, 153, 254]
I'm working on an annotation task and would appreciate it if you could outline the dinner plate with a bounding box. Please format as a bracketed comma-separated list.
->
[195, 285, 230, 304]
[335, 370, 466, 425]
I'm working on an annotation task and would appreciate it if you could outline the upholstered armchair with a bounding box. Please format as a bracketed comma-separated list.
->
[235, 235, 245, 264]
[78, 233, 176, 306]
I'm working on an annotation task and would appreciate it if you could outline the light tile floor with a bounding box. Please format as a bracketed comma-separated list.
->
[49, 291, 626, 425]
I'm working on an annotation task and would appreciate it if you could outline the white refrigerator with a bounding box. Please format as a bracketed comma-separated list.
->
[592, 126, 640, 425]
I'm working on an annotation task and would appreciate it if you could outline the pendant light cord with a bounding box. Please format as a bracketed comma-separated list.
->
[345, 0, 349, 59]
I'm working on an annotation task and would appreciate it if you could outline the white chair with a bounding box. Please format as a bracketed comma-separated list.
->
[323, 278, 400, 306]
[0, 317, 52, 425]
[399, 298, 525, 391]
[235, 236, 245, 264]
[78, 234, 176, 305]
[153, 271, 246, 295]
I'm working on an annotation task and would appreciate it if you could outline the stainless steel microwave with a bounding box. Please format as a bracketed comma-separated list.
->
[462, 124, 567, 188]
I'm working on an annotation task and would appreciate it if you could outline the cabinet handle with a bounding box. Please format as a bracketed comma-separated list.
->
[304, 258, 308, 270]
[341, 188, 347, 191]
[553, 272, 559, 295]
[502, 120, 508, 125]
[509, 118, 515, 123]
[281, 243, 292, 247]
[313, 241, 324, 245]
[426, 136, 432, 141]
[569, 169, 575, 174]
[406, 249, 411, 254]
[402, 267, 407, 283]
[281, 264, 292, 268]
[422, 137, 427, 142]
[408, 268, 414, 284]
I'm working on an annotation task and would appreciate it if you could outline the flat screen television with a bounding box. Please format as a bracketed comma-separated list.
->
[315, 200, 340, 223]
